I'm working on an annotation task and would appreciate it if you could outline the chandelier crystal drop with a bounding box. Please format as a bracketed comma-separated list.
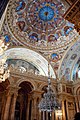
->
[0, 36, 10, 82]
[38, 64, 61, 112]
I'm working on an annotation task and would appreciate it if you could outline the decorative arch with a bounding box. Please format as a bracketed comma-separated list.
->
[74, 85, 80, 95]
[39, 82, 56, 93]
[76, 87, 80, 95]
[3, 47, 56, 78]
[58, 37, 80, 81]
[16, 78, 37, 90]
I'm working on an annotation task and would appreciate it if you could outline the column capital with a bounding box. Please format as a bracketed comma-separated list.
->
[6, 85, 20, 96]
[30, 90, 43, 99]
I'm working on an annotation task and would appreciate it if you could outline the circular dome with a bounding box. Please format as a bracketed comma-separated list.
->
[7, 0, 76, 50]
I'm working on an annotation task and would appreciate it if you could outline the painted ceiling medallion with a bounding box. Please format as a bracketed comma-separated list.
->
[26, 0, 65, 33]
[7, 0, 75, 50]
[38, 6, 54, 21]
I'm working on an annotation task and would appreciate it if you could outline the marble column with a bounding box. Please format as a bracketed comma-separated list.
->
[1, 92, 6, 120]
[62, 100, 66, 120]
[32, 97, 37, 120]
[52, 111, 54, 120]
[66, 100, 69, 120]
[19, 94, 23, 120]
[37, 93, 43, 120]
[26, 95, 31, 120]
[3, 93, 12, 120]
[43, 111, 45, 120]
[55, 111, 58, 120]
[36, 97, 41, 120]
[39, 111, 41, 120]
[75, 97, 79, 112]
[10, 93, 18, 120]
[30, 90, 43, 120]
[46, 112, 48, 120]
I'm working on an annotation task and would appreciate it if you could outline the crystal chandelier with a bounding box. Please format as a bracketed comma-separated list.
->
[0, 36, 10, 82]
[38, 2, 62, 112]
[38, 64, 61, 112]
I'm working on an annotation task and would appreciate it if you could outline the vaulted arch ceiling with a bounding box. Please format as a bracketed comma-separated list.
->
[3, 47, 56, 78]
[59, 36, 80, 81]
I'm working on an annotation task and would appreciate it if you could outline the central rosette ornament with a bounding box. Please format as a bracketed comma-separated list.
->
[26, 1, 65, 33]
[38, 5, 54, 21]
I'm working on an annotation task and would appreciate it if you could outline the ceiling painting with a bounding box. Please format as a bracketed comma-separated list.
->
[6, 0, 77, 50]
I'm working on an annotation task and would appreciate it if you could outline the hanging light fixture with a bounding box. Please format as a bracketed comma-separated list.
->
[0, 36, 10, 82]
[38, 64, 61, 113]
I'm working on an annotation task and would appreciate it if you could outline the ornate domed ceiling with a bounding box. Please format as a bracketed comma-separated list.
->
[0, 0, 80, 81]
[6, 0, 77, 50]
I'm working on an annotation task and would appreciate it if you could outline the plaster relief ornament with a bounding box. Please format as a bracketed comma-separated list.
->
[7, 0, 76, 50]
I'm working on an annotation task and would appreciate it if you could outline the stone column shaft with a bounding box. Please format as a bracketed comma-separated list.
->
[30, 91, 43, 120]
[32, 98, 37, 120]
[55, 111, 58, 120]
[38, 97, 42, 120]
[62, 100, 66, 120]
[10, 94, 17, 120]
[66, 100, 69, 120]
[39, 111, 41, 120]
[52, 112, 54, 120]
[3, 94, 12, 120]
[75, 97, 79, 112]
[46, 112, 48, 120]
[43, 111, 45, 120]
[26, 97, 31, 120]
[1, 93, 6, 120]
